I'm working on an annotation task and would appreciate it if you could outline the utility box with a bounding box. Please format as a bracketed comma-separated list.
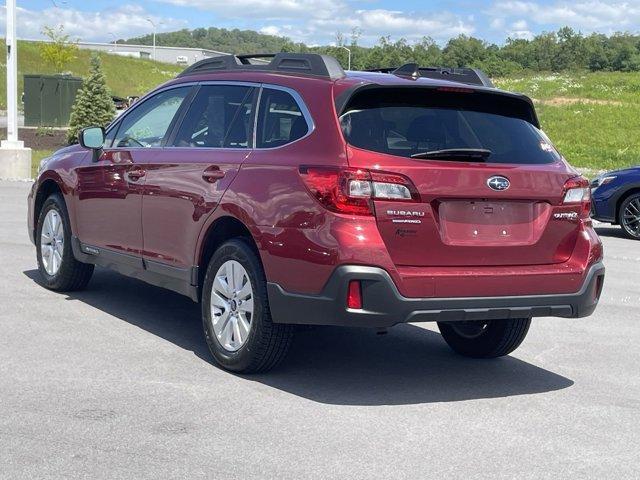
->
[23, 74, 83, 127]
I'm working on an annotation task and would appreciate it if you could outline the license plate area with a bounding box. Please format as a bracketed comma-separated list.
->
[438, 200, 538, 246]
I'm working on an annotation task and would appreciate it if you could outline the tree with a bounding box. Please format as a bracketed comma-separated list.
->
[413, 37, 443, 66]
[67, 55, 115, 144]
[442, 35, 490, 67]
[554, 27, 586, 70]
[40, 25, 78, 72]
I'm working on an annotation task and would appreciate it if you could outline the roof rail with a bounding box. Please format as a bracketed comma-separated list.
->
[178, 53, 346, 80]
[365, 64, 494, 88]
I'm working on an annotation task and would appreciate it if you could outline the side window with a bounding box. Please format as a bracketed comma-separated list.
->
[172, 85, 255, 148]
[256, 88, 309, 148]
[113, 87, 191, 148]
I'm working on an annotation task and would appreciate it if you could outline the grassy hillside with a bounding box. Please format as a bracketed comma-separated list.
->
[0, 40, 182, 110]
[496, 72, 640, 172]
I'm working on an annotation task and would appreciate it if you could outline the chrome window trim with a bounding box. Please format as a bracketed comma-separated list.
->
[105, 82, 198, 150]
[106, 80, 315, 152]
[254, 83, 315, 150]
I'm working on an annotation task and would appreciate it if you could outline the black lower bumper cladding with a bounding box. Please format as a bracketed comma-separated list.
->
[267, 262, 605, 328]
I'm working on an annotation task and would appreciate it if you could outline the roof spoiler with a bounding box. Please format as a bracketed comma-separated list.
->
[178, 53, 346, 80]
[335, 84, 539, 128]
[366, 64, 494, 88]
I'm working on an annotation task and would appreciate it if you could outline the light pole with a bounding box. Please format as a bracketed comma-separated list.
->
[338, 45, 351, 70]
[0, 0, 31, 179]
[4, 0, 19, 146]
[146, 19, 163, 61]
[108, 32, 118, 51]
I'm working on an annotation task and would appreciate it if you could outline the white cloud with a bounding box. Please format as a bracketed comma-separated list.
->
[511, 19, 529, 30]
[157, 0, 343, 21]
[0, 4, 187, 42]
[299, 11, 474, 44]
[356, 9, 474, 38]
[259, 25, 283, 36]
[488, 1, 640, 33]
[490, 17, 506, 29]
[504, 18, 533, 39]
[155, 0, 474, 44]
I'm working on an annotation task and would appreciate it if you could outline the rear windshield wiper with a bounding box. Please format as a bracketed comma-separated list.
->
[410, 148, 492, 161]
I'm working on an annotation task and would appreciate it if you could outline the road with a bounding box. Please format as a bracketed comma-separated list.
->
[1, 180, 638, 479]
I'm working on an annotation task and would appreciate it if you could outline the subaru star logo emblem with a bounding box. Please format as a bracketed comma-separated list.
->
[487, 176, 510, 191]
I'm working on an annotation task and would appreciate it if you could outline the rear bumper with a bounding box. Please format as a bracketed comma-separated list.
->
[267, 261, 605, 328]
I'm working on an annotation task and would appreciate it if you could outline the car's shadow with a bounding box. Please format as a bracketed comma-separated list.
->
[24, 267, 573, 406]
[594, 225, 627, 239]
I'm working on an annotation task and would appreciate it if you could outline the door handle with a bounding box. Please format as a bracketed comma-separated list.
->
[202, 168, 225, 183]
[126, 168, 146, 182]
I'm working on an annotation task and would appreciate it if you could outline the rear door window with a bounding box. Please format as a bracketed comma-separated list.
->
[172, 84, 255, 148]
[340, 89, 560, 164]
[256, 88, 309, 148]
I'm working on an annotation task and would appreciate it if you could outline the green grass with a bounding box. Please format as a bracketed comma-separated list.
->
[0, 40, 182, 110]
[495, 72, 640, 172]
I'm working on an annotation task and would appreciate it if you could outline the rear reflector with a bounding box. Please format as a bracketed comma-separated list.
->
[347, 280, 362, 309]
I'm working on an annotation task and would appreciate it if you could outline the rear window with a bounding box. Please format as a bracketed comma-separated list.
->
[256, 89, 309, 148]
[339, 89, 560, 165]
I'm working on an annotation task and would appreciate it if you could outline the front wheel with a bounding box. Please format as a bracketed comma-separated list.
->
[36, 194, 94, 291]
[437, 318, 531, 358]
[201, 239, 293, 373]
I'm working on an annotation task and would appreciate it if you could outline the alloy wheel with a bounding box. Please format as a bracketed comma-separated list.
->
[210, 260, 254, 352]
[41, 209, 64, 276]
[622, 197, 640, 238]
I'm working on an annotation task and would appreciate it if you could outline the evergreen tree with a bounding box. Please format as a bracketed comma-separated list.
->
[67, 55, 115, 144]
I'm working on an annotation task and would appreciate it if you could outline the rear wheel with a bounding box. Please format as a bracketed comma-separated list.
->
[618, 193, 640, 240]
[437, 318, 531, 358]
[36, 194, 94, 291]
[201, 239, 293, 373]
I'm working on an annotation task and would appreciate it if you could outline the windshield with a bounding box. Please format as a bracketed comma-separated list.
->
[340, 94, 561, 165]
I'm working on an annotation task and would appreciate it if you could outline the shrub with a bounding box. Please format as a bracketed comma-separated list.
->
[67, 55, 115, 144]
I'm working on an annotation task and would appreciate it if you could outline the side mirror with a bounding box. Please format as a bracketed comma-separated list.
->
[79, 127, 105, 150]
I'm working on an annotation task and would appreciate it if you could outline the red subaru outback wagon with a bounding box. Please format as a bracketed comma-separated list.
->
[28, 53, 605, 372]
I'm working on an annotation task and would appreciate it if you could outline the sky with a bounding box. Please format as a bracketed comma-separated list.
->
[2, 0, 640, 47]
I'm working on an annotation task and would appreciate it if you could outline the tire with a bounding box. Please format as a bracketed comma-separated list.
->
[36, 193, 94, 291]
[618, 193, 640, 240]
[437, 318, 531, 358]
[201, 238, 294, 373]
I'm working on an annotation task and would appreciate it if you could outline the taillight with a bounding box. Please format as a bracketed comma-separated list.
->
[347, 280, 362, 309]
[299, 166, 420, 216]
[562, 176, 591, 218]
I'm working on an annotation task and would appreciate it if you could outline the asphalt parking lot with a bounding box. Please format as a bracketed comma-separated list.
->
[1, 180, 638, 479]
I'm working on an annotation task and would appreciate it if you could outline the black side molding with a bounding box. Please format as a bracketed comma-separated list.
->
[71, 237, 199, 302]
